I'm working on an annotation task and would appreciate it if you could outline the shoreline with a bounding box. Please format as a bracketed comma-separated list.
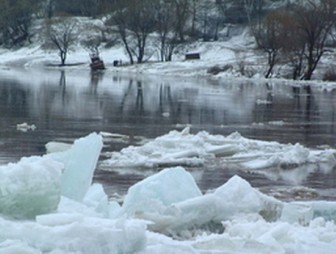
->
[1, 45, 336, 92]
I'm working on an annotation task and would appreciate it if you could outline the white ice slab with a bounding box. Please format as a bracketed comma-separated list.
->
[103, 128, 336, 175]
[0, 157, 63, 219]
[121, 167, 202, 217]
[48, 132, 103, 201]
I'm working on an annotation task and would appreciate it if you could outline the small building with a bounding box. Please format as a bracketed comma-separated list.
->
[185, 53, 200, 60]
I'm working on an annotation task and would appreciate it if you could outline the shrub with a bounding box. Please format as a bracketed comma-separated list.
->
[323, 68, 336, 81]
[207, 64, 233, 75]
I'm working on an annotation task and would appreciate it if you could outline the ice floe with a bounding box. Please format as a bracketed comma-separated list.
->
[16, 122, 36, 132]
[103, 127, 336, 174]
[0, 157, 62, 219]
[0, 132, 336, 253]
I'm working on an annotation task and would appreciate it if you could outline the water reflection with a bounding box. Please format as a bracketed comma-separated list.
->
[0, 69, 335, 147]
[0, 69, 335, 199]
[0, 69, 335, 141]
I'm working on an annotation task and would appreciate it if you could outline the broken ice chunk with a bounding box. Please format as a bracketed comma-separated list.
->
[16, 122, 36, 132]
[121, 167, 202, 216]
[48, 132, 103, 202]
[0, 157, 63, 219]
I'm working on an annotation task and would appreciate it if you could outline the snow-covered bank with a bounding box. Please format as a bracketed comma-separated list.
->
[2, 38, 336, 93]
[1, 132, 336, 253]
[1, 15, 336, 92]
[0, 34, 253, 78]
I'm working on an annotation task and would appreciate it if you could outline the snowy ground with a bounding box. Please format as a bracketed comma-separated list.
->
[0, 32, 255, 78]
[1, 30, 336, 93]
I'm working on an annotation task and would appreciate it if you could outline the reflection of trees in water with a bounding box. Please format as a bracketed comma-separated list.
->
[119, 79, 133, 113]
[59, 70, 67, 104]
[253, 82, 319, 125]
[292, 85, 317, 123]
[118, 79, 147, 118]
[0, 81, 28, 117]
[252, 83, 273, 123]
[159, 84, 176, 115]
[136, 81, 144, 114]
[115, 78, 202, 125]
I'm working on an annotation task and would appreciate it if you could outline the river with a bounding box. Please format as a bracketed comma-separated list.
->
[0, 68, 335, 200]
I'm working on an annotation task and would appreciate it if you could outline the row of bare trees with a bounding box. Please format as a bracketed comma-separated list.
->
[2, 0, 336, 80]
[108, 0, 269, 64]
[255, 0, 336, 80]
[110, 0, 185, 64]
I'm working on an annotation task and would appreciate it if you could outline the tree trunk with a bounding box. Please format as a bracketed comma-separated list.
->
[60, 50, 66, 66]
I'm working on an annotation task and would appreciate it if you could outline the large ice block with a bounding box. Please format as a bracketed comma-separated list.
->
[280, 202, 314, 225]
[121, 167, 202, 216]
[0, 157, 63, 219]
[130, 174, 283, 234]
[103, 128, 336, 180]
[48, 133, 103, 201]
[83, 183, 109, 217]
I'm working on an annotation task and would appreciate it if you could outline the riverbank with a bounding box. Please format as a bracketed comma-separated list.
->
[1, 31, 336, 92]
[0, 31, 258, 76]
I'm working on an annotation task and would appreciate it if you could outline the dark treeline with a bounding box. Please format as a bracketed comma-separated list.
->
[0, 0, 270, 48]
[0, 0, 335, 80]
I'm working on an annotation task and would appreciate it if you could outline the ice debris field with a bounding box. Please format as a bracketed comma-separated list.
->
[1, 130, 336, 253]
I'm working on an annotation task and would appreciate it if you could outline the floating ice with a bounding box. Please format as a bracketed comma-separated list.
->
[191, 217, 336, 254]
[103, 128, 336, 179]
[0, 215, 147, 254]
[48, 132, 103, 201]
[103, 127, 239, 169]
[1, 130, 336, 253]
[118, 170, 282, 235]
[256, 99, 272, 104]
[0, 157, 63, 219]
[120, 167, 202, 217]
[280, 202, 314, 225]
[99, 131, 130, 144]
[164, 175, 282, 234]
[45, 141, 72, 153]
[82, 183, 109, 217]
[0, 133, 103, 219]
[16, 122, 36, 132]
[298, 201, 336, 222]
[130, 171, 336, 253]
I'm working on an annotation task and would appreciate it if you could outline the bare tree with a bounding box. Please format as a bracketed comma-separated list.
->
[0, 0, 42, 47]
[128, 1, 156, 63]
[294, 0, 336, 80]
[255, 1, 336, 80]
[112, 6, 134, 64]
[172, 0, 190, 42]
[255, 10, 288, 78]
[190, 0, 200, 38]
[280, 10, 306, 80]
[153, 0, 178, 62]
[47, 18, 77, 66]
[111, 0, 156, 64]
[244, 0, 264, 29]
